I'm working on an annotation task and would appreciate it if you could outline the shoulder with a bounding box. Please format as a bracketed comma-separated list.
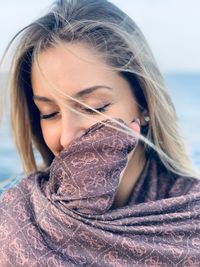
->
[0, 168, 49, 199]
[151, 157, 200, 198]
[0, 171, 47, 258]
[157, 160, 200, 197]
[168, 174, 200, 197]
[0, 173, 35, 216]
[0, 172, 35, 198]
[0, 172, 42, 264]
[0, 171, 44, 224]
[0, 174, 24, 199]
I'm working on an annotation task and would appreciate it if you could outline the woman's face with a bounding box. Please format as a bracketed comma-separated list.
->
[31, 43, 142, 156]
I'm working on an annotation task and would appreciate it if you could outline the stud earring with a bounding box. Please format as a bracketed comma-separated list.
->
[144, 115, 150, 123]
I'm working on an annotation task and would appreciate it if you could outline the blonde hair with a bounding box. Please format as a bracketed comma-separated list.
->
[3, 0, 198, 178]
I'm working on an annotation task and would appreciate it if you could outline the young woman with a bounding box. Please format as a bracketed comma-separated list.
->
[0, 0, 200, 266]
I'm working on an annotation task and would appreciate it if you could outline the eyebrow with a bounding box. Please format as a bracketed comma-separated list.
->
[32, 85, 113, 103]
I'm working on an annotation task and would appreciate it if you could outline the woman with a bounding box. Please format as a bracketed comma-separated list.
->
[0, 0, 200, 266]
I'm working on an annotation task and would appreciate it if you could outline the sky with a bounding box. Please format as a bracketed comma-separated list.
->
[0, 0, 200, 73]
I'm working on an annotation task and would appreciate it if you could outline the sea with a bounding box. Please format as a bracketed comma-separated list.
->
[0, 73, 200, 189]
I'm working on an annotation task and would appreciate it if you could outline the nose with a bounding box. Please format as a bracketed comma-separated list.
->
[59, 115, 85, 150]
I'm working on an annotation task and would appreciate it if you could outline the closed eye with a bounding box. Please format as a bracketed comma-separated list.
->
[83, 103, 110, 114]
[40, 103, 111, 120]
[40, 112, 59, 120]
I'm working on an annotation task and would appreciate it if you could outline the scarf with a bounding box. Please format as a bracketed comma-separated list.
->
[0, 118, 200, 267]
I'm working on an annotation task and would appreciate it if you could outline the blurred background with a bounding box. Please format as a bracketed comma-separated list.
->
[0, 0, 200, 185]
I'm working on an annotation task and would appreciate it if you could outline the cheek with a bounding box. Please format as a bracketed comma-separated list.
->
[41, 122, 60, 154]
[126, 98, 140, 116]
[127, 94, 141, 119]
[112, 96, 141, 124]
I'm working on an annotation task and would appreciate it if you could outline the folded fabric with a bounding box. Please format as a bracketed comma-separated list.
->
[0, 118, 200, 267]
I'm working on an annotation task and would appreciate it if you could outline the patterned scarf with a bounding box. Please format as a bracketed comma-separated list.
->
[0, 119, 200, 267]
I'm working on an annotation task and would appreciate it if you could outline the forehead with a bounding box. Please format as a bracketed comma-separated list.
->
[31, 43, 114, 95]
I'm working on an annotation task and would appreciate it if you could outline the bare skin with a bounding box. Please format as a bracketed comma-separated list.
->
[31, 43, 146, 208]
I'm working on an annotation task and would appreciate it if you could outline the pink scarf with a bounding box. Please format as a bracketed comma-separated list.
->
[0, 119, 200, 266]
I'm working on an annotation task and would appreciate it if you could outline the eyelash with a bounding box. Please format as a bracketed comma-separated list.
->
[40, 112, 59, 120]
[40, 103, 110, 120]
[83, 103, 110, 114]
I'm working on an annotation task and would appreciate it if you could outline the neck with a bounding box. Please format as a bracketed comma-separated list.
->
[113, 144, 146, 208]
